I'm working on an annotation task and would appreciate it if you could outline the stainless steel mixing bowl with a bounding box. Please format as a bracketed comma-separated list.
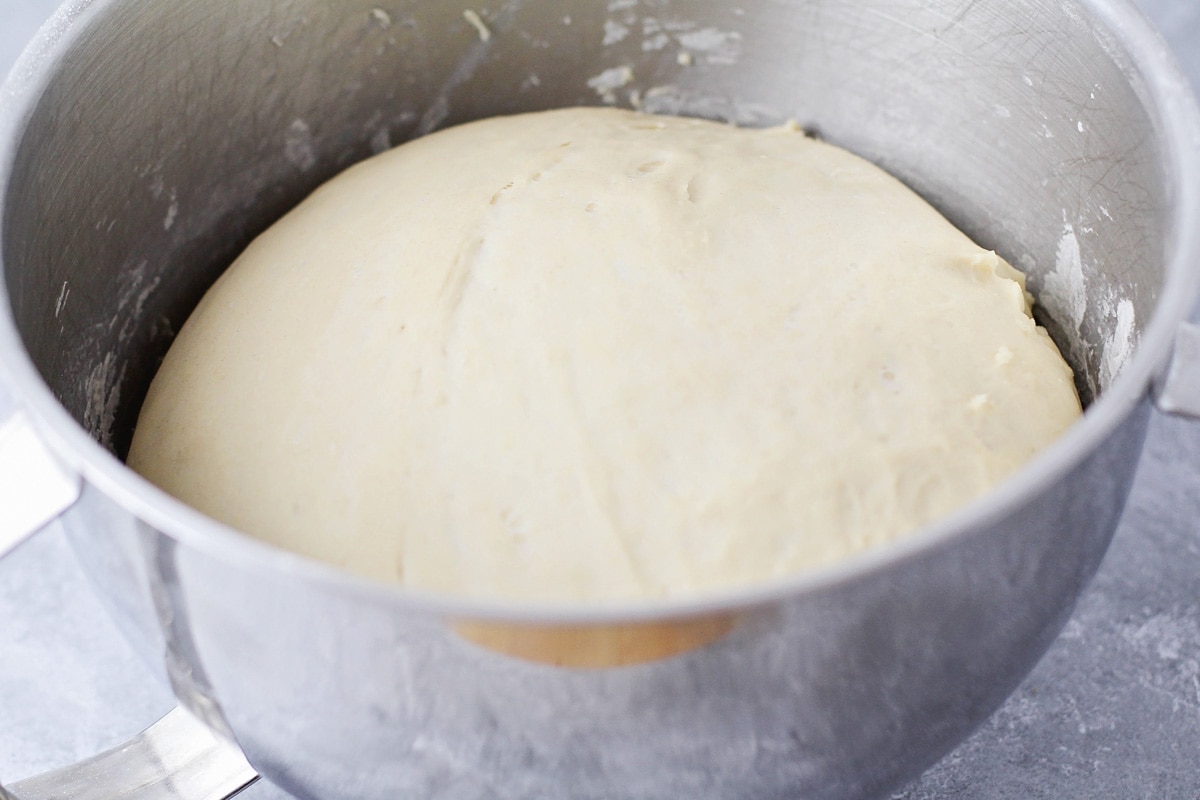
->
[2, 1, 1200, 799]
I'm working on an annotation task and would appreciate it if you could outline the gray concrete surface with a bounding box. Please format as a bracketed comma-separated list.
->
[2, 1, 1199, 798]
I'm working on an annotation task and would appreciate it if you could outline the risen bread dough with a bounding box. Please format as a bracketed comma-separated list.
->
[128, 108, 1081, 603]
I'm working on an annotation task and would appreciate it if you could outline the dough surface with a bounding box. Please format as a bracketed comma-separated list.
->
[128, 108, 1082, 603]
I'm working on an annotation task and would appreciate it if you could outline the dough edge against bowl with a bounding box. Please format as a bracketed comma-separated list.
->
[125, 107, 1083, 604]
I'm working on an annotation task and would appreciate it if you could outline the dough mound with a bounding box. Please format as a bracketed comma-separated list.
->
[128, 108, 1081, 603]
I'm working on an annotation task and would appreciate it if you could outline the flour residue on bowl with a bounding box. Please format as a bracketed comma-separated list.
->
[116, 260, 162, 344]
[284, 119, 317, 172]
[1101, 298, 1136, 389]
[600, 1, 743, 65]
[1047, 224, 1087, 325]
[84, 351, 123, 449]
[669, 26, 742, 64]
[603, 19, 630, 46]
[163, 189, 179, 231]
[588, 4, 754, 121]
[587, 65, 634, 104]
[54, 280, 70, 318]
[462, 9, 491, 43]
[1042, 224, 1088, 341]
[82, 260, 162, 447]
[1038, 223, 1139, 394]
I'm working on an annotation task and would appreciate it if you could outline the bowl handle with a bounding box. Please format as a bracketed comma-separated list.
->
[1, 706, 258, 800]
[0, 395, 81, 559]
[1154, 321, 1200, 419]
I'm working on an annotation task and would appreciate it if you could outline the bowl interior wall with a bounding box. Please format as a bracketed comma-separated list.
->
[2, 0, 1171, 457]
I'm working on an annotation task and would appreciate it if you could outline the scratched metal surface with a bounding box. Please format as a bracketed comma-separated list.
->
[0, 1, 1198, 798]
